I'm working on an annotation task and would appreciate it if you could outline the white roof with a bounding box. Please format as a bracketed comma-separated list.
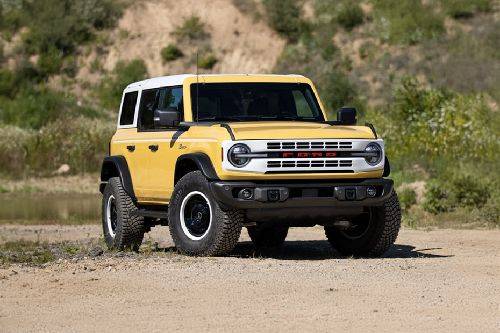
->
[125, 74, 305, 91]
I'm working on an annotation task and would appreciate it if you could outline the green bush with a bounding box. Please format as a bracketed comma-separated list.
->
[399, 188, 417, 211]
[372, 0, 444, 44]
[98, 59, 148, 110]
[161, 44, 184, 63]
[262, 0, 306, 42]
[382, 77, 498, 167]
[336, 3, 364, 31]
[36, 47, 64, 76]
[0, 118, 114, 177]
[0, 86, 101, 129]
[172, 16, 209, 42]
[0, 69, 16, 97]
[443, 0, 492, 19]
[22, 0, 122, 56]
[199, 53, 218, 69]
[423, 174, 490, 214]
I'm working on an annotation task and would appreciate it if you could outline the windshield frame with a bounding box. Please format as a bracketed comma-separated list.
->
[189, 82, 326, 123]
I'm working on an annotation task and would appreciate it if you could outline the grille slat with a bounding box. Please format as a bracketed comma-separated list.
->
[267, 141, 353, 150]
[267, 160, 353, 169]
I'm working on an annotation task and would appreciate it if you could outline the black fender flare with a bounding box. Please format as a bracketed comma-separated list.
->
[383, 156, 391, 177]
[176, 153, 219, 181]
[100, 156, 136, 200]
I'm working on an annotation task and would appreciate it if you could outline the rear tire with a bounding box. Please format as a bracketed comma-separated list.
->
[247, 224, 289, 248]
[325, 191, 401, 257]
[102, 177, 145, 251]
[168, 171, 243, 256]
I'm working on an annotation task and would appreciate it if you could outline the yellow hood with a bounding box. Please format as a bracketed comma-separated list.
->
[225, 122, 375, 140]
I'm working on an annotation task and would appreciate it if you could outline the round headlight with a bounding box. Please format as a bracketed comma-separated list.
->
[364, 142, 382, 165]
[228, 144, 251, 167]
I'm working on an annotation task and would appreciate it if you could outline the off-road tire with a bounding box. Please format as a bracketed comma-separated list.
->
[247, 224, 289, 248]
[168, 171, 243, 256]
[325, 191, 401, 257]
[102, 177, 145, 251]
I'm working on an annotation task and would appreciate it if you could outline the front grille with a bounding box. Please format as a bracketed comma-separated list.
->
[267, 141, 353, 150]
[267, 160, 353, 168]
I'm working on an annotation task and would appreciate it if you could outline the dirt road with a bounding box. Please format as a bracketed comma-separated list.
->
[1, 225, 499, 332]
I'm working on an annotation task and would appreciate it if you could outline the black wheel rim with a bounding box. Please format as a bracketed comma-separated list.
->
[181, 193, 211, 239]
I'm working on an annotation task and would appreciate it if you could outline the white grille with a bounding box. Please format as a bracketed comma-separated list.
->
[267, 141, 352, 150]
[267, 160, 353, 168]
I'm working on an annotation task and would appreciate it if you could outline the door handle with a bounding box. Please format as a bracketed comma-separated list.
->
[148, 144, 159, 152]
[126, 145, 135, 152]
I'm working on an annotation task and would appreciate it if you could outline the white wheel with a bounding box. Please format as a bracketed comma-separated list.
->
[105, 195, 117, 238]
[180, 191, 213, 241]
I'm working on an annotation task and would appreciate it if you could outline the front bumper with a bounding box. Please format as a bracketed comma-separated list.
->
[210, 178, 393, 210]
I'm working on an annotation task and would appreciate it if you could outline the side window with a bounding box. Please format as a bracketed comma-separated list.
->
[292, 90, 313, 118]
[138, 88, 160, 131]
[119, 91, 138, 126]
[159, 87, 183, 113]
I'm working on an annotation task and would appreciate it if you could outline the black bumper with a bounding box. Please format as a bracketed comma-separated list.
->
[210, 178, 394, 210]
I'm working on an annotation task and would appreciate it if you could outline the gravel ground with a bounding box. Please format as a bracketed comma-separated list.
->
[0, 225, 499, 332]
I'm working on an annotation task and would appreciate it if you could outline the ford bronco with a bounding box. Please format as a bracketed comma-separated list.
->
[100, 74, 401, 256]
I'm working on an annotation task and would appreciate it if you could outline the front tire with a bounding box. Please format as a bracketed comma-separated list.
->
[325, 191, 401, 257]
[168, 171, 243, 256]
[102, 177, 145, 251]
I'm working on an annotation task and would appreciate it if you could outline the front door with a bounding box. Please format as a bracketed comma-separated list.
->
[134, 86, 184, 202]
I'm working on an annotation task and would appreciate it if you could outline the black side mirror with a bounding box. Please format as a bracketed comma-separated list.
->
[154, 108, 180, 128]
[337, 107, 357, 125]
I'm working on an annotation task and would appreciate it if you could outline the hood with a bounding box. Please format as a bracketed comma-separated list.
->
[224, 122, 376, 140]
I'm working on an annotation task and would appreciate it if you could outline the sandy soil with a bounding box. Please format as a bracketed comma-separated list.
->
[1, 225, 499, 332]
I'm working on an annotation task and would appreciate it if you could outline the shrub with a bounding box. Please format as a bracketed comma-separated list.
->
[36, 47, 64, 76]
[0, 86, 101, 129]
[98, 59, 148, 110]
[443, 0, 492, 19]
[172, 16, 209, 42]
[26, 117, 114, 175]
[336, 3, 364, 31]
[262, 0, 306, 42]
[22, 0, 122, 56]
[423, 174, 490, 214]
[372, 0, 444, 44]
[161, 44, 183, 63]
[198, 53, 218, 69]
[232, 0, 261, 21]
[399, 188, 417, 211]
[0, 125, 33, 176]
[0, 69, 16, 97]
[383, 77, 498, 167]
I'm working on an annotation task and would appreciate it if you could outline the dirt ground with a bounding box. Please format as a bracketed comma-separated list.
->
[1, 225, 499, 333]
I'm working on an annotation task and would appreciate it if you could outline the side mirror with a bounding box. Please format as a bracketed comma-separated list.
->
[336, 107, 357, 125]
[154, 108, 180, 128]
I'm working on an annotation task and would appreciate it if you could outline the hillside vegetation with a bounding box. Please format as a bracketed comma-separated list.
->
[0, 0, 498, 227]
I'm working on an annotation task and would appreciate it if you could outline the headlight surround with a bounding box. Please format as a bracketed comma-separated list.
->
[228, 144, 251, 167]
[364, 142, 382, 165]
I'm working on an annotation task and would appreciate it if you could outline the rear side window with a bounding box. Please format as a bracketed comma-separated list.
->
[138, 88, 160, 131]
[119, 91, 138, 126]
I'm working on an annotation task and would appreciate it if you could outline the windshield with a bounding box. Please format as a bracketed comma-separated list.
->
[190, 83, 324, 122]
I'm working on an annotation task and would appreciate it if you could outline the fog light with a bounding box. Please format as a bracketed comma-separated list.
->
[367, 186, 377, 198]
[238, 188, 253, 200]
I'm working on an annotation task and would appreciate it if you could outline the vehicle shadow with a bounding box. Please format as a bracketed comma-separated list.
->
[229, 240, 453, 260]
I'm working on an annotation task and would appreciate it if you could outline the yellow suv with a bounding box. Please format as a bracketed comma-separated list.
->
[100, 74, 401, 256]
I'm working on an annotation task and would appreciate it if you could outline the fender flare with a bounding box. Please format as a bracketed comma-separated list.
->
[383, 156, 391, 177]
[99, 156, 136, 200]
[176, 153, 219, 181]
